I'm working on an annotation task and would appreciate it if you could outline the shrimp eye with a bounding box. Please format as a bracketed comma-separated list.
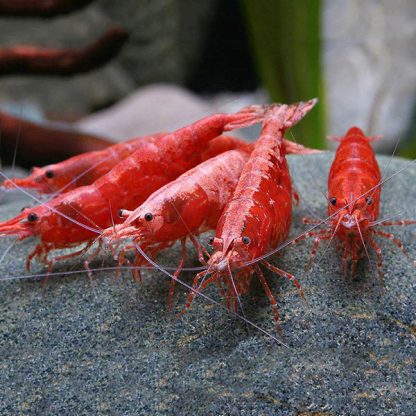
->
[207, 236, 215, 245]
[330, 197, 337, 206]
[365, 196, 373, 205]
[144, 212, 153, 221]
[45, 169, 54, 179]
[27, 212, 38, 222]
[118, 209, 125, 219]
[242, 236, 251, 245]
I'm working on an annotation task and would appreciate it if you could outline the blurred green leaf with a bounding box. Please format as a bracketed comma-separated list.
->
[398, 104, 416, 158]
[242, 0, 326, 149]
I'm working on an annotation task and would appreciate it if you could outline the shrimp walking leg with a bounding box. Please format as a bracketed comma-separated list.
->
[168, 238, 187, 313]
[370, 229, 409, 257]
[255, 265, 281, 334]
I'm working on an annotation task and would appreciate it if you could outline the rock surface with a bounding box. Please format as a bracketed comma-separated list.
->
[0, 154, 415, 415]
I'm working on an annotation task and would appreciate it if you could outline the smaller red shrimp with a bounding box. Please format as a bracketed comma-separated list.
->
[293, 127, 416, 283]
[180, 99, 317, 330]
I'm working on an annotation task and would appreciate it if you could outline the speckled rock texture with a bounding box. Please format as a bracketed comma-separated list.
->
[0, 154, 415, 415]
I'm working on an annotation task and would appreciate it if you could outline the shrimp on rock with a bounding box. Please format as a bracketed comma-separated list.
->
[101, 134, 318, 308]
[293, 127, 416, 284]
[103, 147, 251, 309]
[0, 106, 268, 271]
[180, 99, 318, 330]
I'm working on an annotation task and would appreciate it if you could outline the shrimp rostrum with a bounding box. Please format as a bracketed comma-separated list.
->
[180, 99, 317, 329]
[296, 127, 416, 283]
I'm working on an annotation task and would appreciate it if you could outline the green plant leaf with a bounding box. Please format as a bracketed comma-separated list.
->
[242, 0, 326, 149]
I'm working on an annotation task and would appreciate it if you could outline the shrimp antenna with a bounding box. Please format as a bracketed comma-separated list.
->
[354, 214, 371, 265]
[227, 261, 250, 335]
[0, 238, 17, 265]
[101, 199, 121, 257]
[167, 199, 210, 262]
[108, 200, 116, 234]
[132, 242, 286, 346]
[0, 170, 101, 235]
[39, 176, 55, 193]
[366, 132, 402, 205]
[313, 214, 343, 268]
[0, 264, 210, 283]
[370, 210, 404, 227]
[296, 186, 323, 221]
[49, 152, 118, 199]
[65, 200, 104, 233]
[196, 260, 216, 290]
[383, 132, 402, 173]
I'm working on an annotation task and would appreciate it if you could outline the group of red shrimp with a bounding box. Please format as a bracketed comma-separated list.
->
[1, 99, 414, 340]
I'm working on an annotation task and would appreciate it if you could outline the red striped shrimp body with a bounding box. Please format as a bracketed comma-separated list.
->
[0, 107, 267, 270]
[100, 135, 319, 298]
[2, 134, 163, 194]
[299, 126, 415, 281]
[182, 99, 317, 327]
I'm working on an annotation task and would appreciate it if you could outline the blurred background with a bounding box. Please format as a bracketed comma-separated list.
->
[0, 0, 415, 168]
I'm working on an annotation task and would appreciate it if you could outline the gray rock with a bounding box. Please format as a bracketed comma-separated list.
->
[0, 154, 415, 415]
